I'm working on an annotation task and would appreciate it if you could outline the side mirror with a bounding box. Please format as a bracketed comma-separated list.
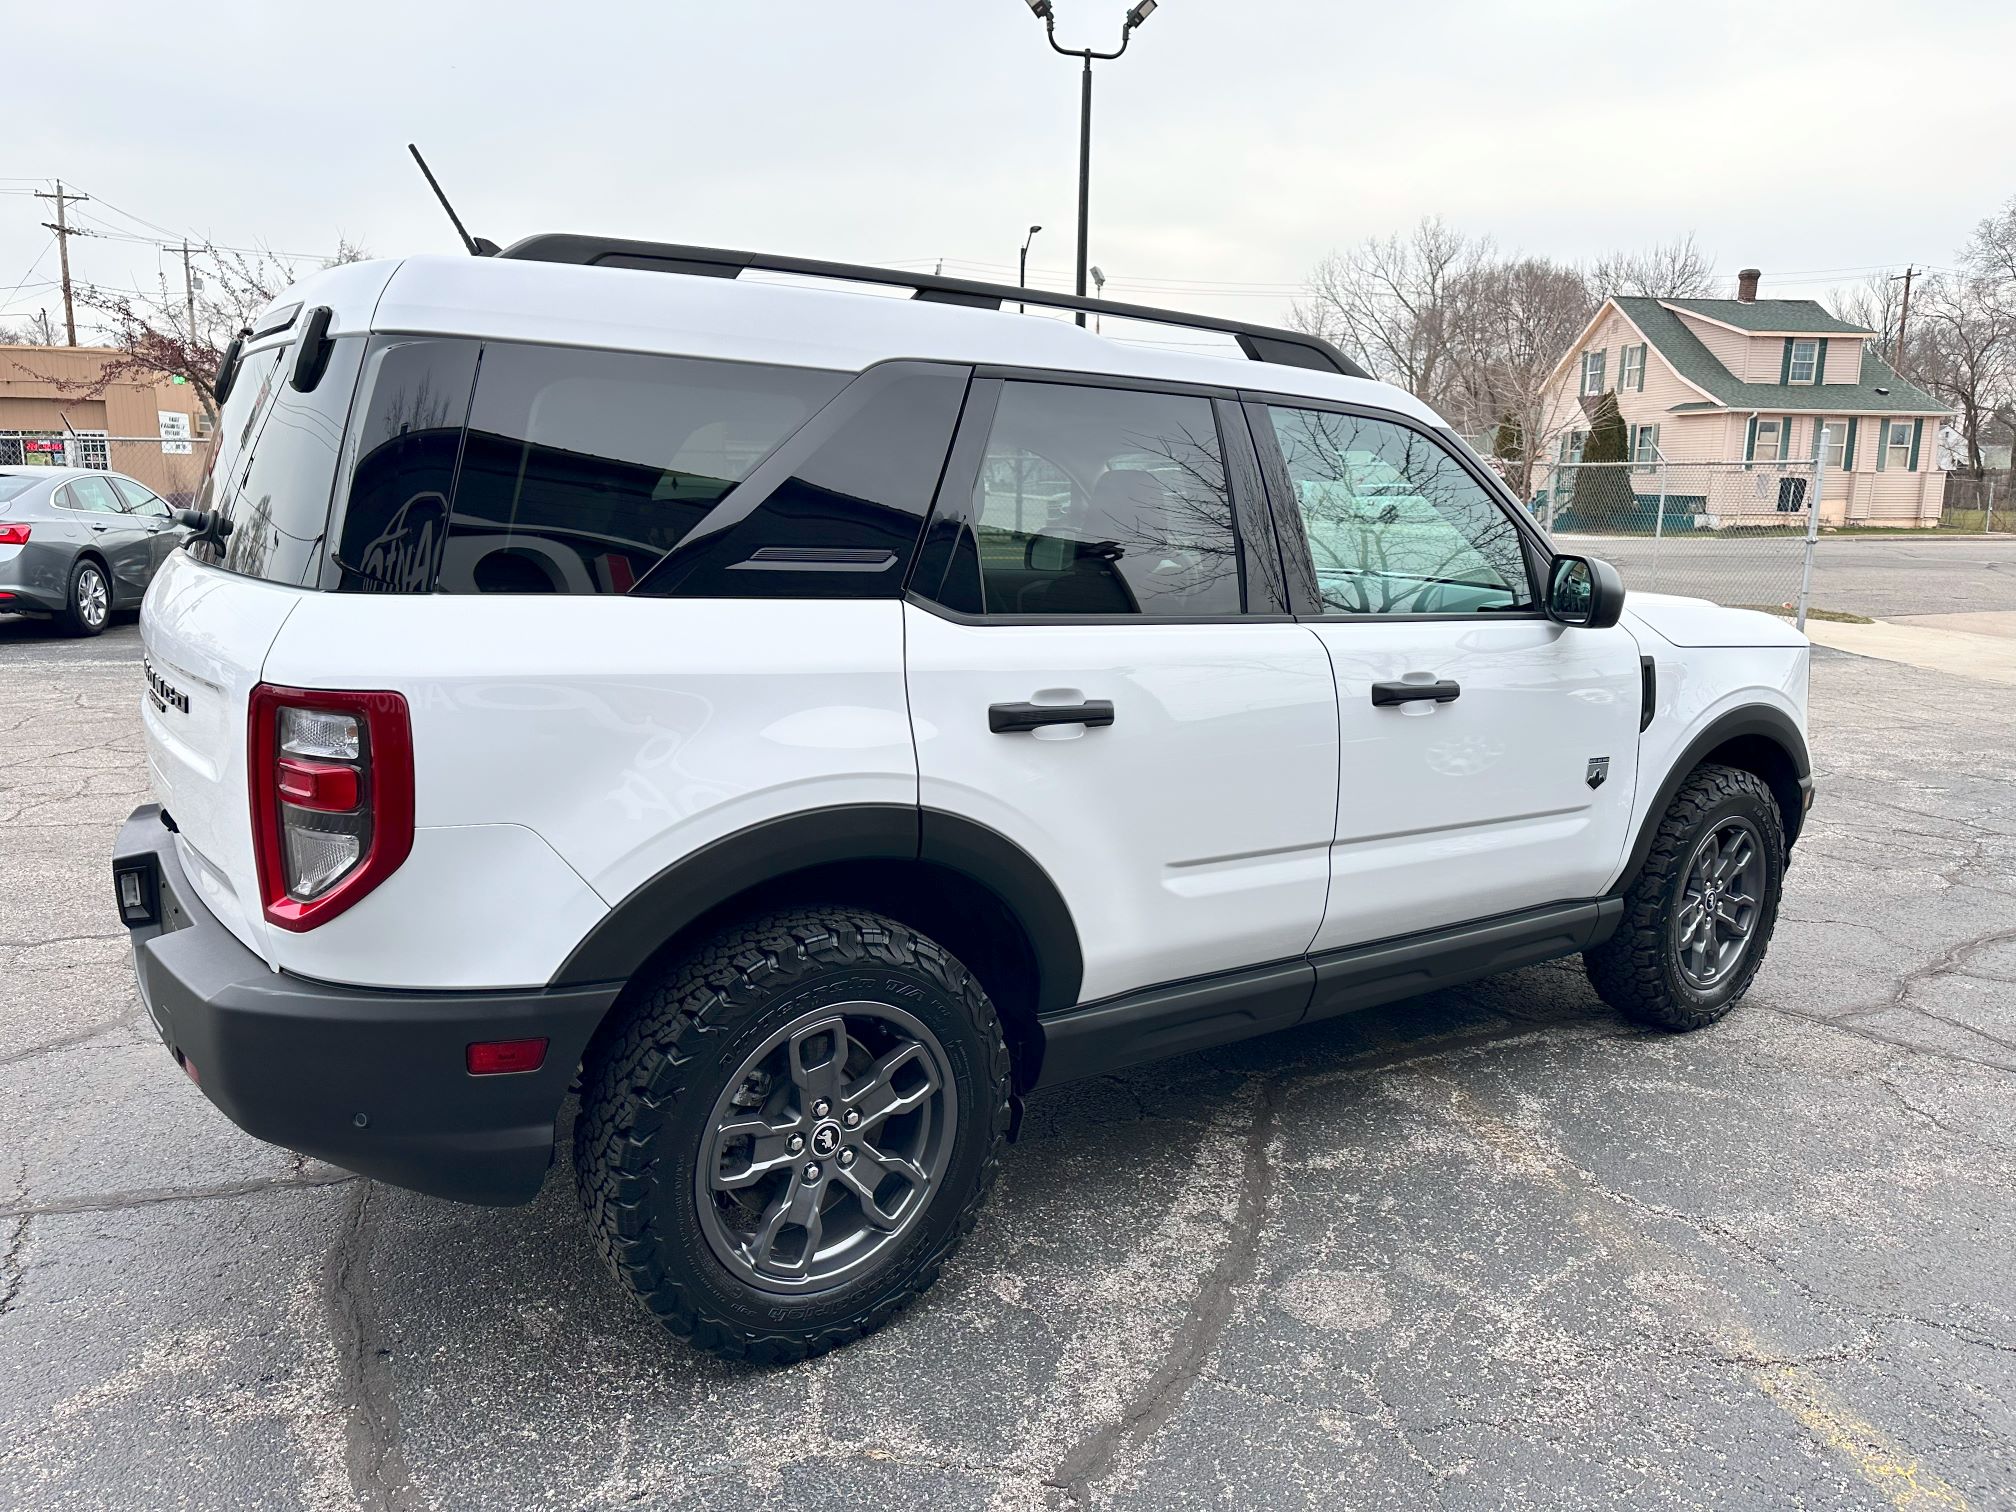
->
[1548, 555, 1625, 629]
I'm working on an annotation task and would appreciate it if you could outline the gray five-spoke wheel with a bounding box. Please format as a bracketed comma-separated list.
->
[77, 566, 108, 628]
[696, 1002, 957, 1293]
[1672, 817, 1764, 989]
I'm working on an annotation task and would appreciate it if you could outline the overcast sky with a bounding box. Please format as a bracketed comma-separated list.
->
[6, 0, 2014, 340]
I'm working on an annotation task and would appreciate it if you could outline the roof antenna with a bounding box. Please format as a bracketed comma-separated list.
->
[408, 144, 498, 256]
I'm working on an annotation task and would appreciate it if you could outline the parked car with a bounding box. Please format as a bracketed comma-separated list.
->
[112, 241, 1812, 1363]
[0, 466, 189, 634]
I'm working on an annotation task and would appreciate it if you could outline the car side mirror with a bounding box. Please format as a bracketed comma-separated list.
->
[1548, 554, 1625, 629]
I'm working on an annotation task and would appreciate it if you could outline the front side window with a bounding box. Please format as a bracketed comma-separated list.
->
[1580, 350, 1606, 396]
[1630, 423, 1660, 466]
[1619, 344, 1645, 391]
[1266, 407, 1533, 616]
[957, 382, 1240, 617]
[1788, 338, 1819, 384]
[1812, 420, 1848, 470]
[1753, 419, 1783, 463]
[1886, 421, 1914, 470]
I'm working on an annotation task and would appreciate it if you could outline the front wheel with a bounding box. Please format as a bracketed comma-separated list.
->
[573, 908, 1012, 1363]
[1585, 763, 1786, 1031]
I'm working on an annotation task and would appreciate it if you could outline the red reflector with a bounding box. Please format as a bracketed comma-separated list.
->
[276, 757, 360, 812]
[181, 1054, 199, 1086]
[0, 524, 30, 546]
[466, 1038, 548, 1076]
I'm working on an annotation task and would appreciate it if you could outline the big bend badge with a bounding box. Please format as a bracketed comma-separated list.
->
[1586, 756, 1611, 790]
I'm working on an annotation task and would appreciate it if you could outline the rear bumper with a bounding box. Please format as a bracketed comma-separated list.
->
[0, 545, 66, 613]
[114, 804, 622, 1205]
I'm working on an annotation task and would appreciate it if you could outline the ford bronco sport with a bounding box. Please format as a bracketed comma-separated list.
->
[113, 238, 1811, 1361]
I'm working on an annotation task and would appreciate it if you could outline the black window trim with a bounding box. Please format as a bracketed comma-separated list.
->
[1237, 390, 1553, 625]
[905, 367, 1292, 626]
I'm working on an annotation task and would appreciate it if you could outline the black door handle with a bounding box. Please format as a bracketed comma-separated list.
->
[1370, 679, 1461, 707]
[989, 700, 1115, 734]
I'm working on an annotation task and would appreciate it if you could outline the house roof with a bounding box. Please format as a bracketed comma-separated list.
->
[1613, 297, 1946, 415]
[1661, 298, 1871, 335]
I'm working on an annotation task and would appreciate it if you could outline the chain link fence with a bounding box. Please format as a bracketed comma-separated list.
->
[0, 432, 214, 507]
[1942, 473, 2009, 534]
[1529, 458, 1821, 619]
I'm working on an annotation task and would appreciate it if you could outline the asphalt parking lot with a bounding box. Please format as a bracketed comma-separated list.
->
[2, 584, 2013, 1510]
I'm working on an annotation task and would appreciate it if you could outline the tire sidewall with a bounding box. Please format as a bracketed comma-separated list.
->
[1653, 783, 1784, 1015]
[637, 953, 998, 1339]
[67, 560, 109, 636]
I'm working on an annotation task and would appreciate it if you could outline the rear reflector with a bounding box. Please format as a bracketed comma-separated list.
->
[276, 757, 361, 812]
[466, 1038, 549, 1076]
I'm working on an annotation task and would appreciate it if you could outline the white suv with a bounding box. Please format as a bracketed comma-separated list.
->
[113, 239, 1812, 1361]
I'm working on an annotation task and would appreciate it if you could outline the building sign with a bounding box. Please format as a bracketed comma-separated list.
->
[159, 411, 192, 456]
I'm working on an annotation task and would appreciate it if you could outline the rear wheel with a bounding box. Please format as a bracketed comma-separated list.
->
[573, 908, 1011, 1362]
[60, 559, 110, 637]
[1585, 763, 1786, 1031]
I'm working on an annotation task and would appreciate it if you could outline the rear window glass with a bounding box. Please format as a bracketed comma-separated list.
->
[189, 337, 366, 587]
[0, 476, 39, 503]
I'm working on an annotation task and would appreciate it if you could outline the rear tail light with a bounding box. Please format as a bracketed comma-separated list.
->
[0, 523, 31, 545]
[249, 685, 414, 931]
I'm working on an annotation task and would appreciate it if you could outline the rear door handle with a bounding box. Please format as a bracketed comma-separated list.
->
[1370, 679, 1461, 707]
[989, 700, 1115, 734]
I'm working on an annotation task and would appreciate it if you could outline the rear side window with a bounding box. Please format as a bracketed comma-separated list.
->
[190, 337, 367, 587]
[63, 476, 127, 513]
[443, 346, 844, 594]
[947, 381, 1241, 617]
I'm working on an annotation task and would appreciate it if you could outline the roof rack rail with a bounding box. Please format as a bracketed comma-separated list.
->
[495, 233, 1370, 380]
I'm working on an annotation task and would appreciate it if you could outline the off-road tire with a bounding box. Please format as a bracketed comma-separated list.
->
[573, 908, 1012, 1363]
[60, 558, 110, 637]
[1585, 763, 1786, 1031]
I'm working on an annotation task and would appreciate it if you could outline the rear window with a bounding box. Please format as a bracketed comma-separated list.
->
[0, 475, 39, 504]
[188, 336, 367, 586]
[331, 339, 846, 595]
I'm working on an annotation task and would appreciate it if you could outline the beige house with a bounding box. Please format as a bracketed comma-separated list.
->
[1535, 269, 1952, 527]
[0, 345, 211, 503]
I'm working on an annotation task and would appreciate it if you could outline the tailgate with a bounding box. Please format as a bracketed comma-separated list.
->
[140, 550, 308, 961]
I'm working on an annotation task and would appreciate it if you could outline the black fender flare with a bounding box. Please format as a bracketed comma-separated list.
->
[549, 805, 1084, 1013]
[1614, 704, 1812, 893]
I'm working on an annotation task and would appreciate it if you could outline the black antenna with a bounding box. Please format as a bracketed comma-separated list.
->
[407, 144, 497, 256]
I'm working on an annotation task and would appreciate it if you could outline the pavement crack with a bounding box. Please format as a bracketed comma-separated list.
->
[0, 1169, 359, 1219]
[1044, 1076, 1284, 1503]
[323, 1183, 421, 1511]
[0, 1214, 28, 1316]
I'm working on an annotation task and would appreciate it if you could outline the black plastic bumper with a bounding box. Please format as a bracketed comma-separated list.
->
[113, 805, 622, 1205]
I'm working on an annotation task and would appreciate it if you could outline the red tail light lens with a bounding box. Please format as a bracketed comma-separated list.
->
[0, 523, 31, 546]
[249, 685, 414, 931]
[466, 1038, 549, 1076]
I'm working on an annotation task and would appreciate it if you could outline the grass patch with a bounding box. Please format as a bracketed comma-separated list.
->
[1736, 604, 1875, 624]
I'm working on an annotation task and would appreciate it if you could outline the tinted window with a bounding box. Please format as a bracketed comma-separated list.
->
[111, 478, 172, 517]
[0, 476, 38, 503]
[637, 363, 967, 599]
[65, 476, 127, 513]
[963, 382, 1239, 617]
[1266, 407, 1532, 615]
[331, 338, 481, 593]
[442, 345, 844, 594]
[188, 339, 367, 586]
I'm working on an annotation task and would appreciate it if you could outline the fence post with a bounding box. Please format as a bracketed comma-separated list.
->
[1795, 427, 1827, 631]
[1987, 480, 1995, 535]
[1651, 449, 1668, 593]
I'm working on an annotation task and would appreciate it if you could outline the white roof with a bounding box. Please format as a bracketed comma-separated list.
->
[273, 253, 1444, 430]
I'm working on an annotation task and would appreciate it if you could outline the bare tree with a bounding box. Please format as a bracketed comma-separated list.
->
[1443, 257, 1595, 495]
[0, 311, 57, 346]
[1291, 217, 1489, 410]
[1587, 235, 1718, 300]
[1908, 274, 2013, 475]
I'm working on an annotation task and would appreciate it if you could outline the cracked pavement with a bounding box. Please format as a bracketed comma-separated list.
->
[1, 606, 2013, 1510]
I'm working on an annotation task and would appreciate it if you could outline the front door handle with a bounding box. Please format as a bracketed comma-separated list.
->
[989, 700, 1115, 734]
[1370, 679, 1461, 707]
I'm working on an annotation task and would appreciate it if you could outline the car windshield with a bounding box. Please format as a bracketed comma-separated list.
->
[0, 475, 41, 503]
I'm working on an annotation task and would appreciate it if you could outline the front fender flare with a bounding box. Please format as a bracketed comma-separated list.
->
[1615, 704, 1811, 894]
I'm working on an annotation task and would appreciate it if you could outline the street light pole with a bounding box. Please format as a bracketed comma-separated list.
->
[1023, 0, 1157, 327]
[1018, 224, 1043, 312]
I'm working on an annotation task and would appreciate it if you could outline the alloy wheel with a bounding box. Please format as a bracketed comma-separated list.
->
[696, 1002, 957, 1294]
[78, 567, 108, 628]
[1672, 817, 1765, 989]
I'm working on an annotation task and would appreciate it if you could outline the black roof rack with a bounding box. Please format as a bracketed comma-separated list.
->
[495, 233, 1370, 380]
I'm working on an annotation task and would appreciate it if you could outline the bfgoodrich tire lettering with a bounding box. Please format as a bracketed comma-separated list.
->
[573, 907, 1012, 1363]
[1585, 762, 1786, 1031]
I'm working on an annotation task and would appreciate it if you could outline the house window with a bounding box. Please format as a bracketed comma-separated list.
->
[1885, 421, 1914, 471]
[1580, 350, 1606, 396]
[1629, 423, 1660, 465]
[1787, 339, 1820, 385]
[1559, 430, 1587, 465]
[1812, 420, 1847, 470]
[1753, 418, 1783, 463]
[1619, 344, 1646, 392]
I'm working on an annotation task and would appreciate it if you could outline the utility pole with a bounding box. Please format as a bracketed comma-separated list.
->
[180, 241, 199, 345]
[1889, 265, 1917, 367]
[34, 181, 89, 347]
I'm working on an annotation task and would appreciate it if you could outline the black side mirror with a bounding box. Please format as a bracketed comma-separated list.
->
[290, 306, 335, 392]
[1548, 555, 1625, 629]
